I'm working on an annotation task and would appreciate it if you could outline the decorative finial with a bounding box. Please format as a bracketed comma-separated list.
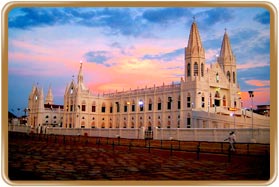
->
[225, 28, 227, 33]
[72, 75, 75, 80]
[80, 60, 83, 64]
[193, 15, 196, 22]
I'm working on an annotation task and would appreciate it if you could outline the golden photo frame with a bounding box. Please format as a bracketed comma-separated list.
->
[1, 1, 277, 186]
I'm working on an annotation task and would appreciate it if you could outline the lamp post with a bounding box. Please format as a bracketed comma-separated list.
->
[248, 91, 255, 142]
[230, 112, 235, 129]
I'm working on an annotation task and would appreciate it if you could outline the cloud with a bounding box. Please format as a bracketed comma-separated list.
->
[237, 65, 270, 92]
[141, 48, 184, 62]
[142, 8, 191, 24]
[245, 80, 270, 87]
[196, 8, 234, 28]
[8, 8, 70, 29]
[83, 51, 111, 66]
[253, 10, 270, 25]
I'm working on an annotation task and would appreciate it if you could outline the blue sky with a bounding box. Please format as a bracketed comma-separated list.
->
[7, 6, 271, 116]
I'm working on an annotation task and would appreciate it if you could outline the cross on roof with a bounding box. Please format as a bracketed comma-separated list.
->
[193, 16, 196, 22]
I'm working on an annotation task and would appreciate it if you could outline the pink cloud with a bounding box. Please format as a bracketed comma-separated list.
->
[240, 87, 270, 108]
[245, 80, 270, 87]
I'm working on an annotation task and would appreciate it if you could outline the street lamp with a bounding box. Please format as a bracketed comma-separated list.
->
[230, 112, 235, 129]
[248, 91, 255, 142]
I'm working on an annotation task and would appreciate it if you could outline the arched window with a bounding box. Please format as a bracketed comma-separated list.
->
[215, 91, 220, 98]
[148, 98, 153, 111]
[167, 121, 171, 128]
[124, 101, 128, 112]
[157, 97, 162, 110]
[101, 122, 105, 128]
[187, 63, 191, 77]
[92, 101, 96, 112]
[216, 73, 219, 83]
[82, 100, 86, 112]
[187, 113, 191, 128]
[101, 102, 106, 113]
[187, 93, 191, 108]
[81, 121, 85, 128]
[157, 121, 161, 128]
[233, 72, 236, 83]
[139, 121, 143, 128]
[194, 62, 198, 76]
[91, 121, 95, 128]
[131, 100, 135, 112]
[223, 95, 226, 106]
[110, 102, 113, 113]
[227, 71, 231, 82]
[201, 63, 204, 77]
[178, 95, 181, 109]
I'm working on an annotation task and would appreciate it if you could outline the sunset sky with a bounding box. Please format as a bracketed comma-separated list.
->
[7, 6, 270, 116]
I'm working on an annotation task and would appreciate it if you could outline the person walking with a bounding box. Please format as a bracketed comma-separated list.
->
[224, 131, 236, 151]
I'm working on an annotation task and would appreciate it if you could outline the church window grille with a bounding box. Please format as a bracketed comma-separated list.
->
[187, 63, 191, 77]
[227, 71, 231, 82]
[124, 103, 128, 112]
[131, 100, 135, 112]
[167, 97, 172, 110]
[101, 103, 106, 113]
[194, 62, 198, 76]
[187, 115, 191, 128]
[201, 97, 205, 108]
[201, 63, 204, 77]
[233, 72, 236, 83]
[116, 102, 120, 112]
[92, 106, 96, 112]
[216, 73, 219, 83]
[187, 96, 191, 108]
[148, 99, 152, 111]
[157, 98, 162, 110]
[167, 121, 171, 128]
[82, 105, 86, 112]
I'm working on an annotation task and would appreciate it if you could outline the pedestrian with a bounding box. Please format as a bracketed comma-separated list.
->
[224, 131, 236, 151]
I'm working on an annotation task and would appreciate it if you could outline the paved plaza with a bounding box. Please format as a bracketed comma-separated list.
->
[7, 133, 270, 183]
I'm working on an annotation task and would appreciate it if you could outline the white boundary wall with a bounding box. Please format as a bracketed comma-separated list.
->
[8, 125, 270, 144]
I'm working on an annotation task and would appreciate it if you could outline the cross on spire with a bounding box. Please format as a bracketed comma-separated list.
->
[193, 15, 196, 22]
[72, 75, 75, 80]
[225, 28, 227, 33]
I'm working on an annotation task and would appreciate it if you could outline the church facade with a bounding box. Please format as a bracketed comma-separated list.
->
[27, 21, 269, 131]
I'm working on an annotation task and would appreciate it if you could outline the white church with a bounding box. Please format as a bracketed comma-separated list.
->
[26, 20, 269, 140]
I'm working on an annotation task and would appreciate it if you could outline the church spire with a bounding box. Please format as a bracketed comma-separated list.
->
[45, 85, 54, 104]
[185, 20, 205, 58]
[77, 60, 83, 84]
[218, 29, 237, 84]
[185, 20, 205, 81]
[218, 29, 235, 65]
